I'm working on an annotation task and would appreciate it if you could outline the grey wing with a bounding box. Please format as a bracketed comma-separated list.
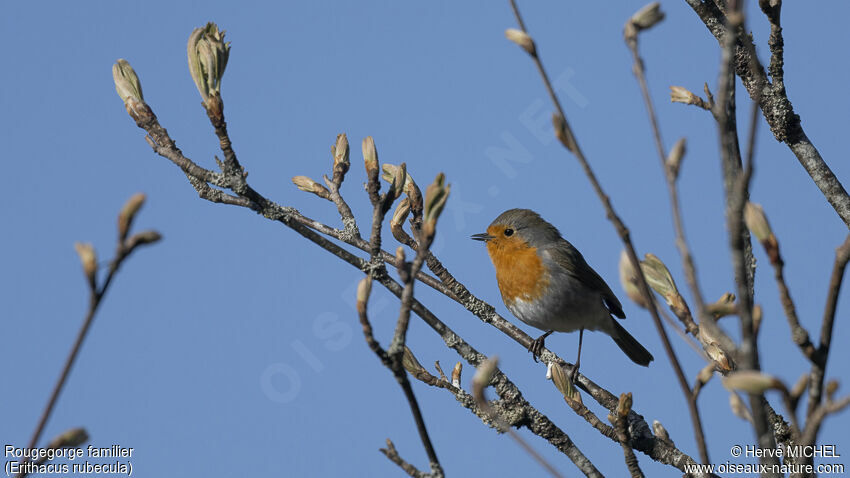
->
[546, 240, 626, 319]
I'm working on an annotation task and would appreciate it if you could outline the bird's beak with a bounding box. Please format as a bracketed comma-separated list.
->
[471, 232, 494, 242]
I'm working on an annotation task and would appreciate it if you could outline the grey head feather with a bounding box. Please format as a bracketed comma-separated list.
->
[489, 208, 561, 248]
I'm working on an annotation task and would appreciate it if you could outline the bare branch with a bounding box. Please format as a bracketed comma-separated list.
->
[359, 162, 443, 475]
[806, 234, 850, 419]
[472, 358, 568, 478]
[800, 394, 850, 448]
[685, 0, 850, 227]
[380, 439, 433, 478]
[18, 196, 160, 477]
[609, 393, 645, 478]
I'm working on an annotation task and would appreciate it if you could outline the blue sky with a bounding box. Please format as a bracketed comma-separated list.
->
[2, 1, 848, 476]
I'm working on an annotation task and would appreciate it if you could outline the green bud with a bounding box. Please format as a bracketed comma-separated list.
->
[47, 428, 89, 449]
[125, 230, 162, 251]
[401, 346, 425, 375]
[112, 59, 144, 103]
[552, 113, 576, 153]
[380, 163, 407, 200]
[423, 173, 450, 228]
[666, 137, 686, 180]
[619, 250, 648, 309]
[74, 242, 97, 288]
[391, 198, 411, 230]
[187, 23, 231, 105]
[118, 193, 146, 241]
[640, 253, 680, 302]
[356, 277, 372, 305]
[652, 420, 670, 441]
[292, 175, 330, 199]
[723, 371, 783, 394]
[504, 28, 536, 56]
[744, 202, 773, 242]
[332, 133, 350, 176]
[547, 362, 580, 403]
[630, 2, 665, 30]
[704, 342, 733, 372]
[362, 136, 379, 177]
[670, 86, 703, 106]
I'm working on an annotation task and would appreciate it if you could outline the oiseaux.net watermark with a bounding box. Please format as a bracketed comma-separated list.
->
[683, 444, 844, 475]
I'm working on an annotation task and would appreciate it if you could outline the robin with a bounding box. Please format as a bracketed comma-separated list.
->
[472, 208, 653, 379]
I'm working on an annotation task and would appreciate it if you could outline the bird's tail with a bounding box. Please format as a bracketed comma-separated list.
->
[610, 320, 654, 366]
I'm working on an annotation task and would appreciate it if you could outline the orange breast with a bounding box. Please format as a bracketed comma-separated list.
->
[486, 240, 550, 305]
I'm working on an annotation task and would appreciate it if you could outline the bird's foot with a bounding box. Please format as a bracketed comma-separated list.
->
[528, 330, 554, 363]
[569, 362, 580, 384]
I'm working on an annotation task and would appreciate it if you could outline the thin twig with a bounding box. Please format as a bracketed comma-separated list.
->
[800, 394, 850, 448]
[769, 244, 816, 361]
[610, 398, 645, 478]
[626, 29, 709, 323]
[19, 212, 157, 478]
[358, 275, 443, 477]
[380, 439, 431, 478]
[472, 363, 567, 478]
[806, 234, 850, 419]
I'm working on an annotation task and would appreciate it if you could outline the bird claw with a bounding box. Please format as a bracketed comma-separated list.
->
[569, 363, 580, 384]
[528, 331, 553, 363]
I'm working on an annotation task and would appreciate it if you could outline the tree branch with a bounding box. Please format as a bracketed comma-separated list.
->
[806, 234, 850, 419]
[18, 197, 160, 478]
[684, 0, 850, 228]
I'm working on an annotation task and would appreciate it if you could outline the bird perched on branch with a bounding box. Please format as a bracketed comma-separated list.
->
[473, 209, 653, 380]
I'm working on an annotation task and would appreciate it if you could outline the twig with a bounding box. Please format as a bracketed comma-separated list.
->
[565, 399, 618, 442]
[358, 274, 443, 477]
[768, 240, 816, 361]
[509, 0, 708, 464]
[757, 0, 784, 93]
[18, 201, 159, 478]
[800, 394, 850, 448]
[609, 394, 645, 478]
[472, 359, 567, 478]
[380, 439, 432, 478]
[806, 235, 850, 419]
[360, 150, 442, 474]
[326, 133, 361, 239]
[626, 24, 709, 323]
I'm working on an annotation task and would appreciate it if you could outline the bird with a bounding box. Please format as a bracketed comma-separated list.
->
[472, 208, 653, 379]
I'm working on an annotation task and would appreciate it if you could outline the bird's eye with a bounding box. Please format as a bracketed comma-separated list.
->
[504, 228, 514, 237]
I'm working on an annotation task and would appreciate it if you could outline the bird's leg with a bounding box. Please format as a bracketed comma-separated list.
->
[529, 330, 554, 362]
[570, 328, 584, 383]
